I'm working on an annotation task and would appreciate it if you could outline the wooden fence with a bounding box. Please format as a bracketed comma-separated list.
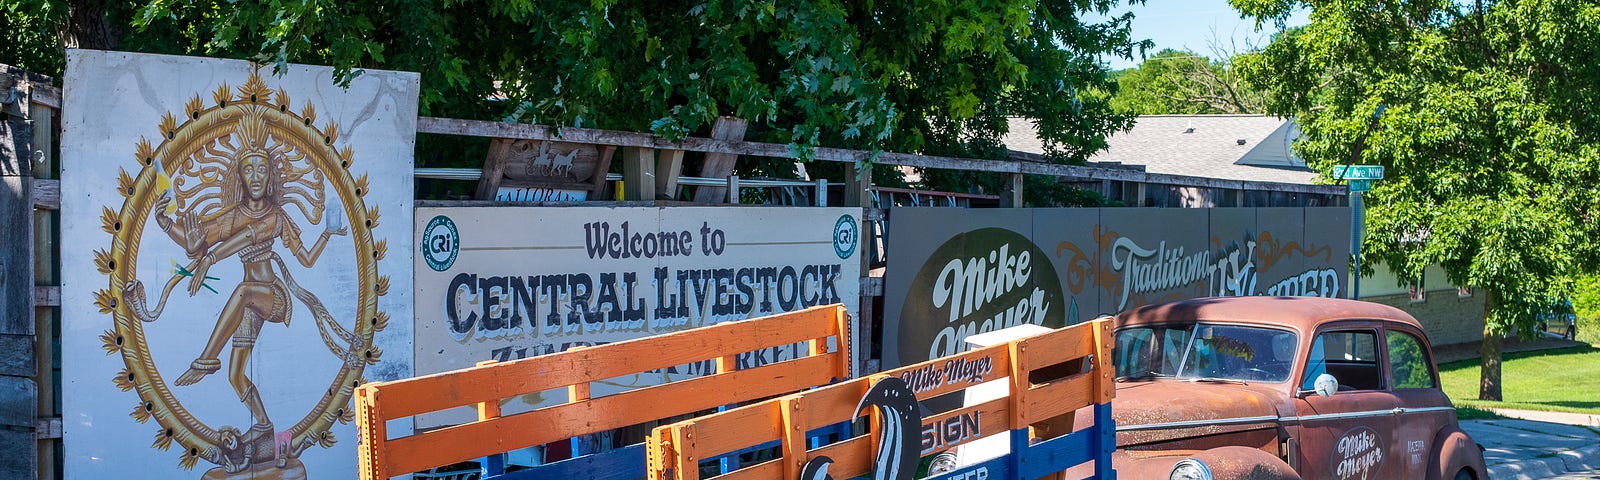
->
[647, 318, 1116, 480]
[355, 304, 852, 480]
[0, 65, 61, 480]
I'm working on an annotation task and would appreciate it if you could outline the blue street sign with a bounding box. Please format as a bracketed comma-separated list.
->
[1333, 165, 1385, 181]
[1348, 179, 1373, 192]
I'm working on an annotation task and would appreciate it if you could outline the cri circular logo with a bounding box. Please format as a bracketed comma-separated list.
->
[423, 215, 460, 271]
[833, 214, 858, 259]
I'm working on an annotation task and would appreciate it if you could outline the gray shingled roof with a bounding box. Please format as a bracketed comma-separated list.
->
[1003, 115, 1320, 185]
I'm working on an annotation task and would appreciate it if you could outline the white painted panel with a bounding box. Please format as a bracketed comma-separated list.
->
[61, 50, 417, 479]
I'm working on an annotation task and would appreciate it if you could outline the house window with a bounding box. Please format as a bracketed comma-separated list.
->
[1408, 274, 1426, 303]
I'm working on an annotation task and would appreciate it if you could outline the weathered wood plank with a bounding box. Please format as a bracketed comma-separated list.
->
[476, 138, 515, 200]
[0, 427, 36, 480]
[418, 117, 1344, 195]
[0, 176, 32, 336]
[31, 85, 60, 111]
[0, 375, 35, 428]
[34, 417, 60, 440]
[0, 77, 26, 119]
[622, 147, 655, 201]
[0, 334, 34, 377]
[843, 163, 871, 208]
[32, 101, 51, 180]
[693, 117, 748, 203]
[655, 149, 685, 199]
[1002, 173, 1024, 207]
[1, 118, 31, 177]
[592, 145, 617, 197]
[418, 117, 795, 159]
[32, 286, 57, 307]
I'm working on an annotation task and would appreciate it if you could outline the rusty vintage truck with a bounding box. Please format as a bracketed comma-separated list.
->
[1105, 296, 1487, 480]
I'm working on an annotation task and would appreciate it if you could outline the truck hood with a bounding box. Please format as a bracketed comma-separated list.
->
[1110, 379, 1290, 447]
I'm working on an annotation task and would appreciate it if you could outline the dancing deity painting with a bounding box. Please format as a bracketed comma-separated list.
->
[92, 69, 393, 479]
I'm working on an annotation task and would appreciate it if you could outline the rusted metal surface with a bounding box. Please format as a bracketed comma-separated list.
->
[1113, 381, 1285, 447]
[1107, 296, 1487, 480]
[1118, 295, 1423, 332]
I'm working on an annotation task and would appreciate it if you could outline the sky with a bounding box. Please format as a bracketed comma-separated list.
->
[1085, 0, 1311, 70]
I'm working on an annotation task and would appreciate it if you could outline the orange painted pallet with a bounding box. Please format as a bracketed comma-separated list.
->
[647, 318, 1116, 480]
[355, 304, 852, 480]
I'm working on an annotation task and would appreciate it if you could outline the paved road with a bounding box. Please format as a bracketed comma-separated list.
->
[1461, 415, 1600, 480]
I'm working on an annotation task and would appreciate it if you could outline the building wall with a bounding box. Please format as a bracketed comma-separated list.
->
[1364, 289, 1486, 348]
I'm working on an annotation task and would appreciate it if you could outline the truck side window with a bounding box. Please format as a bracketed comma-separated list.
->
[1387, 330, 1436, 389]
[1301, 330, 1382, 391]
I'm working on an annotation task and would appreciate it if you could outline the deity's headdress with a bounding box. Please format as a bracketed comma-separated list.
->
[165, 74, 328, 225]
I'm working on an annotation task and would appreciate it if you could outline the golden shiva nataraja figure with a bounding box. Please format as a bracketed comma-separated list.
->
[97, 71, 389, 479]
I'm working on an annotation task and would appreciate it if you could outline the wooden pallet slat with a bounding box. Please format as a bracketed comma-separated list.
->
[648, 318, 1116, 480]
[370, 305, 840, 419]
[357, 304, 852, 480]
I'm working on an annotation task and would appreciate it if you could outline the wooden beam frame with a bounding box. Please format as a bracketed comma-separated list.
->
[419, 117, 1344, 196]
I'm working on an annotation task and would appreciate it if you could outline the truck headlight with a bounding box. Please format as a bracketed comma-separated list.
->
[928, 452, 960, 475]
[1170, 458, 1213, 480]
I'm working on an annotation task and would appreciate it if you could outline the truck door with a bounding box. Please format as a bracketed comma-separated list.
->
[1385, 327, 1454, 478]
[1292, 326, 1402, 479]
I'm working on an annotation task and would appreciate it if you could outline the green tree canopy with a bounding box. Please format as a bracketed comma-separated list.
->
[1110, 48, 1264, 115]
[4, 0, 1151, 200]
[1232, 0, 1600, 400]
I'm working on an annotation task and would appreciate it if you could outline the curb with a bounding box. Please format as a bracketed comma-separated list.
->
[1480, 407, 1600, 428]
[1488, 456, 1563, 480]
[1559, 444, 1600, 472]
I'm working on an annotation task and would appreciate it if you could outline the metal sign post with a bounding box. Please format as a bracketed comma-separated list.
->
[1336, 105, 1387, 300]
[1351, 191, 1364, 299]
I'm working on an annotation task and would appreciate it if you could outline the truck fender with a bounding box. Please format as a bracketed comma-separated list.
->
[1428, 426, 1489, 480]
[1189, 446, 1303, 480]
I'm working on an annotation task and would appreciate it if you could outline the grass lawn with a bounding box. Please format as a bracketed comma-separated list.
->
[1439, 345, 1600, 414]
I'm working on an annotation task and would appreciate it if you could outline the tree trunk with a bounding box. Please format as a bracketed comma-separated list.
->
[1478, 290, 1503, 401]
[63, 0, 117, 50]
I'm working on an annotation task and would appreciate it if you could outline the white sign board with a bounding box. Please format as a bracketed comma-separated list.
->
[414, 206, 862, 427]
[60, 50, 417, 479]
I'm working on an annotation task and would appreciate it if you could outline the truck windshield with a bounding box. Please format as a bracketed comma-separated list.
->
[1116, 324, 1297, 383]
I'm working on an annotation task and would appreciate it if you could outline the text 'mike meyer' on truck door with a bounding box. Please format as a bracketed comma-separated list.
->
[883, 207, 1351, 369]
[60, 50, 417, 479]
[413, 206, 863, 427]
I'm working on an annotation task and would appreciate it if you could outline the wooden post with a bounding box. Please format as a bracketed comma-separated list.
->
[692, 117, 748, 203]
[0, 71, 39, 480]
[843, 163, 872, 208]
[778, 396, 807, 480]
[726, 175, 739, 204]
[31, 101, 55, 480]
[845, 163, 875, 373]
[476, 138, 516, 200]
[473, 360, 507, 475]
[1002, 173, 1024, 208]
[655, 149, 685, 200]
[622, 147, 656, 201]
[592, 145, 617, 199]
